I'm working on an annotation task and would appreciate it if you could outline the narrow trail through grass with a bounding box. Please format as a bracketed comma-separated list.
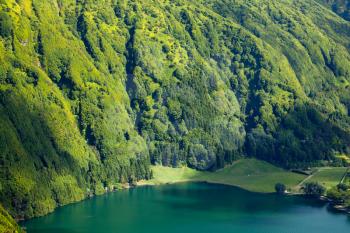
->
[296, 170, 319, 191]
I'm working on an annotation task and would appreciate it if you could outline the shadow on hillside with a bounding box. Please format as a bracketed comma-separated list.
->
[245, 103, 350, 169]
[0, 89, 88, 218]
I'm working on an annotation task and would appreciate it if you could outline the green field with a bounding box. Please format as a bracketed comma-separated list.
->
[307, 167, 348, 189]
[140, 159, 306, 193]
[140, 159, 349, 193]
[204, 160, 306, 193]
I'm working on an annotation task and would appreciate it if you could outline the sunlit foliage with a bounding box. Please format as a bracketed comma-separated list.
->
[0, 0, 349, 219]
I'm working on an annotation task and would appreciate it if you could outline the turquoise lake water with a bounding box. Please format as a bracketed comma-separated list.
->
[23, 182, 350, 233]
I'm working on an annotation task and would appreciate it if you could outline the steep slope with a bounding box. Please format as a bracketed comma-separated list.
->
[0, 0, 349, 219]
[203, 0, 350, 165]
[0, 205, 23, 233]
[316, 0, 350, 20]
[0, 0, 152, 219]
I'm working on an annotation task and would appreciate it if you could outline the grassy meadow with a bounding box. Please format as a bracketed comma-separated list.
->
[307, 167, 348, 189]
[140, 159, 306, 193]
[140, 159, 348, 193]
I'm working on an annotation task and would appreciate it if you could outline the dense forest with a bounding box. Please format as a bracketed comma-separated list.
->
[317, 0, 350, 21]
[0, 204, 23, 233]
[0, 0, 350, 220]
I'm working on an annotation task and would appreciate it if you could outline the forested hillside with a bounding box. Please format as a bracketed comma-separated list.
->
[317, 0, 350, 20]
[0, 0, 350, 220]
[0, 204, 23, 233]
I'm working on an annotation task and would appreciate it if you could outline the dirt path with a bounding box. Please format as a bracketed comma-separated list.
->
[340, 167, 349, 184]
[294, 169, 320, 191]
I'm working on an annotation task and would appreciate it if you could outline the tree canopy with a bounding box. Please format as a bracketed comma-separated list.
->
[0, 0, 349, 219]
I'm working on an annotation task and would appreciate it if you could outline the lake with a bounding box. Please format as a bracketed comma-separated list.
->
[22, 182, 350, 233]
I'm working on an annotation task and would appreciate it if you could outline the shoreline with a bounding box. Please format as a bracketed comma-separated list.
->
[18, 179, 349, 227]
[137, 179, 350, 215]
[17, 161, 349, 223]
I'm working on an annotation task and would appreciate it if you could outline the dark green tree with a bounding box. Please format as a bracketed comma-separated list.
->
[0, 12, 12, 37]
[275, 183, 286, 194]
[302, 182, 326, 197]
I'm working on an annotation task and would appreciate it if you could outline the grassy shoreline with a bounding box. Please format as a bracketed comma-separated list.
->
[137, 159, 350, 214]
[11, 159, 348, 229]
[138, 159, 348, 194]
[138, 159, 306, 193]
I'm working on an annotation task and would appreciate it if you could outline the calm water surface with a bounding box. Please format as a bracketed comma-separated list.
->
[22, 182, 350, 233]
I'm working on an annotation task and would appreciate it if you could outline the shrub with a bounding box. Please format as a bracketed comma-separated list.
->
[0, 12, 12, 37]
[302, 182, 326, 197]
[275, 183, 286, 194]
